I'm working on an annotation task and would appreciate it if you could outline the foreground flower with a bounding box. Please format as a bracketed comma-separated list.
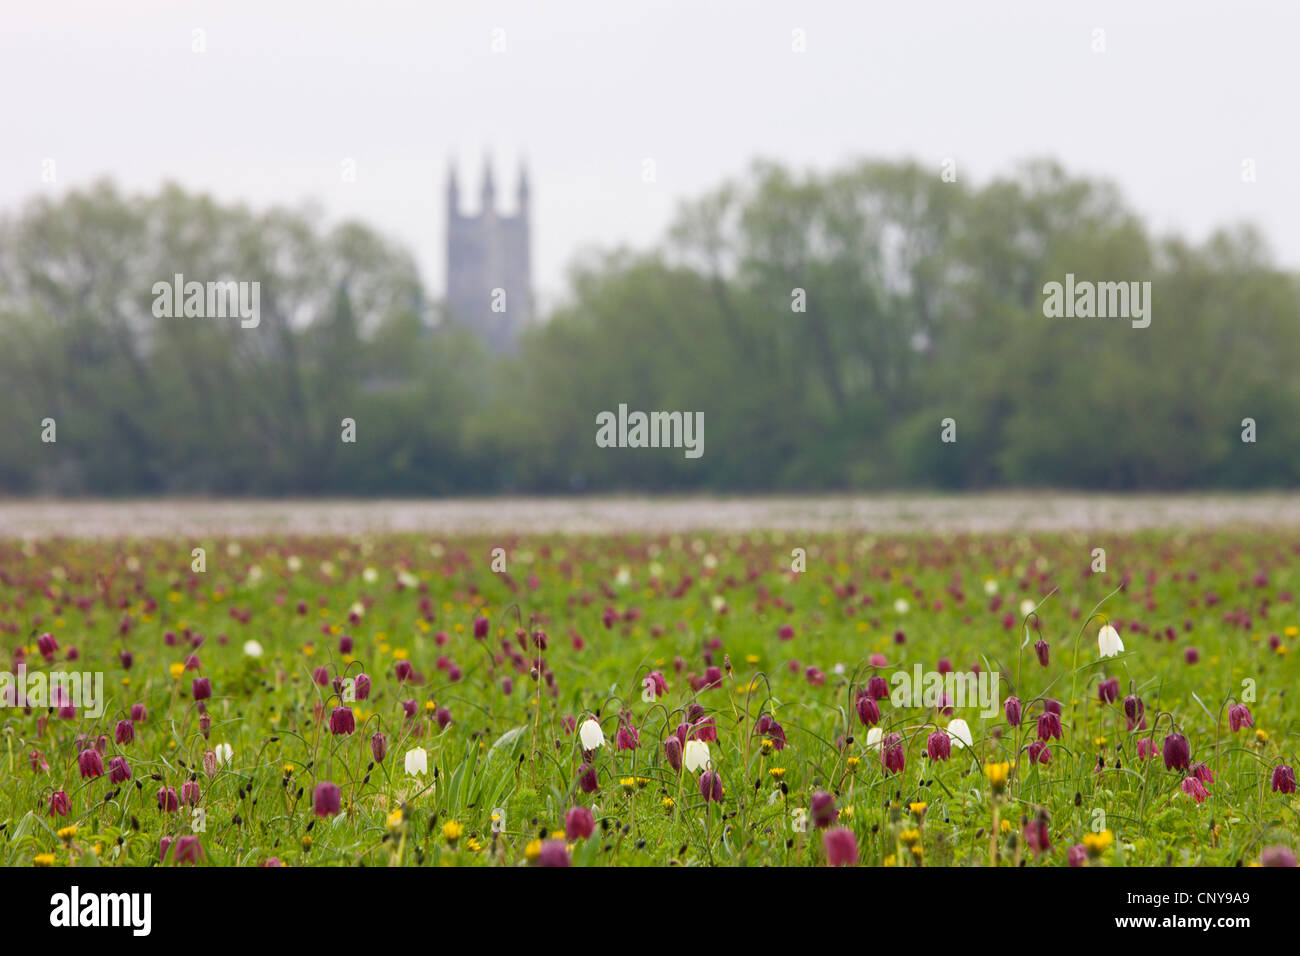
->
[1067, 843, 1087, 867]
[1004, 695, 1022, 727]
[1024, 812, 1050, 856]
[313, 782, 341, 817]
[1098, 624, 1124, 658]
[810, 791, 837, 828]
[536, 840, 571, 867]
[173, 835, 203, 864]
[823, 827, 858, 866]
[578, 718, 605, 751]
[565, 806, 595, 840]
[946, 718, 973, 749]
[404, 747, 428, 776]
[1082, 829, 1114, 858]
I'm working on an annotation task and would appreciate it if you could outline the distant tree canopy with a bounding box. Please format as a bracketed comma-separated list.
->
[2, 161, 1298, 495]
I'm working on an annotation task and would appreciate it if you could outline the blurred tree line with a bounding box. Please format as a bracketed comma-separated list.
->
[1, 160, 1298, 495]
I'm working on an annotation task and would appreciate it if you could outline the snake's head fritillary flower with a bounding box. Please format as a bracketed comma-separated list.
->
[699, 770, 724, 803]
[329, 705, 355, 736]
[130, 703, 146, 723]
[181, 780, 201, 806]
[1004, 695, 1022, 727]
[616, 722, 639, 751]
[867, 675, 889, 699]
[404, 747, 427, 776]
[1034, 639, 1050, 667]
[565, 806, 595, 841]
[114, 720, 134, 745]
[1098, 677, 1120, 704]
[1067, 843, 1087, 867]
[192, 677, 212, 701]
[1028, 740, 1052, 765]
[536, 840, 571, 867]
[1228, 703, 1253, 732]
[157, 786, 179, 812]
[1024, 811, 1051, 856]
[663, 736, 683, 771]
[856, 691, 880, 727]
[1181, 776, 1209, 803]
[354, 674, 371, 701]
[37, 632, 57, 660]
[1270, 765, 1296, 794]
[313, 782, 341, 817]
[577, 762, 599, 794]
[173, 835, 203, 864]
[810, 791, 837, 828]
[202, 750, 218, 777]
[1123, 694, 1146, 730]
[371, 732, 388, 763]
[823, 827, 858, 867]
[683, 739, 711, 774]
[1260, 846, 1297, 867]
[1184, 647, 1200, 664]
[473, 616, 489, 639]
[77, 749, 104, 779]
[578, 718, 605, 751]
[214, 742, 233, 767]
[926, 730, 951, 762]
[1098, 624, 1124, 659]
[394, 661, 412, 682]
[49, 790, 71, 817]
[881, 734, 906, 774]
[1037, 712, 1062, 741]
[642, 671, 667, 700]
[946, 718, 973, 749]
[1162, 733, 1191, 772]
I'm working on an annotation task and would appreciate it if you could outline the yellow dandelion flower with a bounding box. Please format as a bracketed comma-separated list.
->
[1256, 728, 1269, 744]
[1083, 829, 1113, 858]
[909, 801, 928, 818]
[466, 837, 483, 852]
[443, 820, 463, 844]
[768, 767, 786, 779]
[386, 809, 403, 831]
[524, 838, 542, 861]
[168, 662, 185, 680]
[57, 825, 77, 841]
[1284, 626, 1297, 637]
[746, 654, 760, 665]
[662, 797, 675, 810]
[846, 756, 861, 771]
[34, 853, 56, 867]
[985, 761, 1011, 794]
[999, 818, 1012, 835]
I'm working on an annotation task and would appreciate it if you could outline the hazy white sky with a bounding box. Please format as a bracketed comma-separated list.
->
[2, 0, 1296, 309]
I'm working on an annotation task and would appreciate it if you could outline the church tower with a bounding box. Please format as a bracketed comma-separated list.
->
[445, 156, 532, 351]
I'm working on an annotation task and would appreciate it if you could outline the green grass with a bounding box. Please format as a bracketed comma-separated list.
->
[1, 529, 1296, 867]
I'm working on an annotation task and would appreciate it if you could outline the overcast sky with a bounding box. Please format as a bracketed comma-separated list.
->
[2, 0, 1295, 310]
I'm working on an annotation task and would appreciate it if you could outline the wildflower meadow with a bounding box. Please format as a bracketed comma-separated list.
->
[3, 529, 1296, 871]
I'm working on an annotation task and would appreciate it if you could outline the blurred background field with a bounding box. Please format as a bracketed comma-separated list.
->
[6, 492, 1300, 538]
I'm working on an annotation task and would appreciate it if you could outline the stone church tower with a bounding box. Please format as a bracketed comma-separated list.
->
[445, 157, 532, 351]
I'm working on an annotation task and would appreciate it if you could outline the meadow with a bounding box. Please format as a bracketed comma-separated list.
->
[1, 528, 1296, 867]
